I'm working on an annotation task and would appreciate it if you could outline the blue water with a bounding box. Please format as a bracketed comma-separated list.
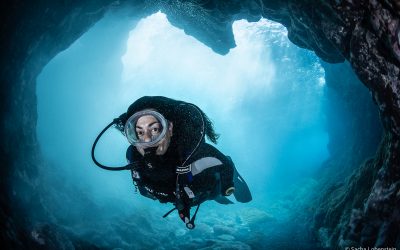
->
[35, 11, 329, 249]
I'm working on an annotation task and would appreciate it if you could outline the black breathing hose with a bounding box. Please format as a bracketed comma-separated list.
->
[92, 103, 205, 171]
[91, 119, 135, 171]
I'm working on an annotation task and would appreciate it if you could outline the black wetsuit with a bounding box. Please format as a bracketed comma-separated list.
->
[126, 142, 234, 206]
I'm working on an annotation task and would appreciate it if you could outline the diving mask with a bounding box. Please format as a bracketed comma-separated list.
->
[124, 110, 168, 148]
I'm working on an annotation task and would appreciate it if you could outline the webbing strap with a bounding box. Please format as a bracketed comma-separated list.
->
[162, 207, 177, 218]
[186, 204, 201, 229]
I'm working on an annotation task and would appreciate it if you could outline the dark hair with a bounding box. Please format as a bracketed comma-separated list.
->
[115, 96, 219, 144]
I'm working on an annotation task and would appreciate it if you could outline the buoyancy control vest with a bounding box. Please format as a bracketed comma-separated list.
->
[126, 142, 235, 229]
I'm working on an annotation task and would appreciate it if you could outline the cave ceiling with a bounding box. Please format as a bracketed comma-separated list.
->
[1, 0, 399, 248]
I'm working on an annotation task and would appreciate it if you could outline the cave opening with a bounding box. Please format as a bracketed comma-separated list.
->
[28, 7, 381, 250]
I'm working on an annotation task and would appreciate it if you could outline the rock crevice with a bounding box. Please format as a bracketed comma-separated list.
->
[1, 0, 399, 248]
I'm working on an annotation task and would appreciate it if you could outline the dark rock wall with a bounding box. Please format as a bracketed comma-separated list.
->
[319, 2, 399, 247]
[0, 1, 150, 248]
[1, 0, 399, 248]
[314, 62, 383, 248]
[319, 61, 382, 183]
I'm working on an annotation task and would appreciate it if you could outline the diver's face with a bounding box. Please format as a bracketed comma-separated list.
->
[135, 115, 173, 156]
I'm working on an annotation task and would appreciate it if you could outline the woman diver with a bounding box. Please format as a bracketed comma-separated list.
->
[92, 96, 251, 229]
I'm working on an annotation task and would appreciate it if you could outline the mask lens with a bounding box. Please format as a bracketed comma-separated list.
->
[124, 110, 168, 147]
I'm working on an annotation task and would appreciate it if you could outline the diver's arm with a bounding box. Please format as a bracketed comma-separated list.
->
[187, 157, 234, 200]
[219, 156, 235, 195]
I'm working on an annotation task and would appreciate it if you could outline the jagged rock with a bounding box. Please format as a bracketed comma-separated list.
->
[1, 0, 399, 248]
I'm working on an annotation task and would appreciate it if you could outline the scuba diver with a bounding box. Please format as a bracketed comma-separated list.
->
[92, 96, 252, 229]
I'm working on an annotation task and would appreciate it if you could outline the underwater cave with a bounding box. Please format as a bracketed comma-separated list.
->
[1, 1, 399, 249]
